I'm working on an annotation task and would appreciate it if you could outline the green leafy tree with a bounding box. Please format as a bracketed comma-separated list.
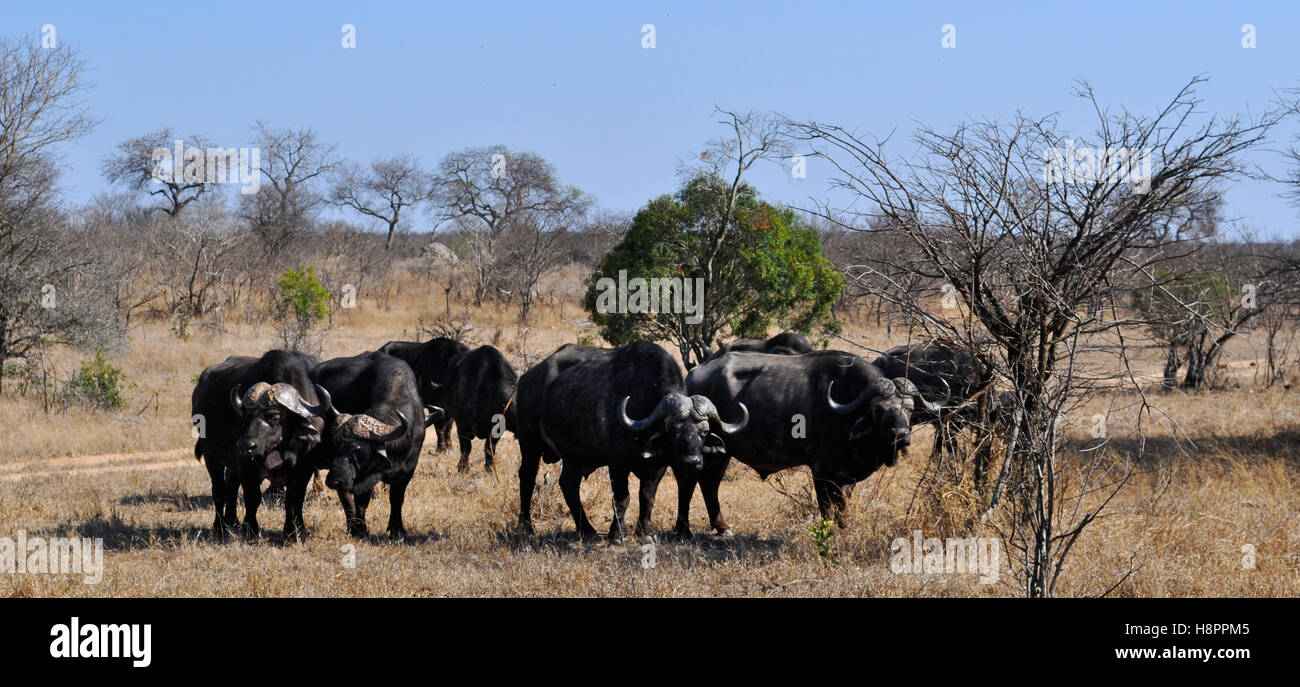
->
[275, 266, 331, 351]
[583, 173, 842, 367]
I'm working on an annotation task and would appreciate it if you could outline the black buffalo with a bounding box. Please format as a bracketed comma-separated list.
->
[191, 350, 325, 540]
[311, 352, 428, 539]
[440, 345, 517, 473]
[684, 350, 941, 530]
[511, 341, 748, 539]
[706, 332, 814, 362]
[871, 341, 1014, 490]
[379, 337, 469, 452]
[871, 341, 992, 423]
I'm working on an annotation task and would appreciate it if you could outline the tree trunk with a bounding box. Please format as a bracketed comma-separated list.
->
[1161, 341, 1182, 391]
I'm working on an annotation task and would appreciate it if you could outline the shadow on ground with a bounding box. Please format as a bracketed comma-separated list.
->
[1068, 429, 1300, 466]
[38, 511, 447, 551]
[118, 489, 213, 512]
[497, 525, 786, 565]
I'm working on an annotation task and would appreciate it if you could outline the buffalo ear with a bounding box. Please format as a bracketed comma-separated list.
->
[849, 417, 873, 441]
[702, 432, 727, 454]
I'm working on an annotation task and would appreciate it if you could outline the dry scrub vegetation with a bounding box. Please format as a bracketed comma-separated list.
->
[1, 263, 1297, 598]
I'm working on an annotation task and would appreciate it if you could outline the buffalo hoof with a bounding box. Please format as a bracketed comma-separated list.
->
[456, 460, 469, 473]
[517, 519, 535, 536]
[243, 522, 261, 539]
[283, 524, 309, 542]
[672, 525, 694, 540]
[347, 522, 368, 539]
[714, 528, 735, 537]
[577, 528, 601, 542]
[387, 526, 407, 541]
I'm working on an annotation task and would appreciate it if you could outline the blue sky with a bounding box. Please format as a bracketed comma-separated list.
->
[9, 1, 1300, 237]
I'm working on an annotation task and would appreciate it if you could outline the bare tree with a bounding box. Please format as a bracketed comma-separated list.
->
[102, 127, 212, 217]
[330, 154, 430, 250]
[0, 35, 116, 391]
[498, 188, 592, 321]
[431, 145, 590, 311]
[241, 121, 338, 253]
[792, 77, 1284, 596]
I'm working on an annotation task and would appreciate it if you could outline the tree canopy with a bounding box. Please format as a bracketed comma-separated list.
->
[583, 173, 842, 367]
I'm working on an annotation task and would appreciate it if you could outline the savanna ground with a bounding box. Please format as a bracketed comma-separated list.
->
[1, 262, 1297, 597]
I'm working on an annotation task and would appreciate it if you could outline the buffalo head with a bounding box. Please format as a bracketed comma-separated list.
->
[619, 392, 749, 471]
[312, 385, 409, 493]
[827, 375, 943, 465]
[229, 382, 324, 471]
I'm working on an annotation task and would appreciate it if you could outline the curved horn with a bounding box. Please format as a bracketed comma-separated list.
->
[703, 398, 749, 435]
[423, 405, 445, 428]
[826, 379, 872, 415]
[896, 377, 947, 414]
[304, 384, 336, 420]
[271, 384, 314, 418]
[230, 385, 243, 414]
[373, 410, 409, 443]
[619, 395, 670, 433]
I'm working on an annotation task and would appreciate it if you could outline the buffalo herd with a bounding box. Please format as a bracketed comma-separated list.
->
[191, 333, 986, 541]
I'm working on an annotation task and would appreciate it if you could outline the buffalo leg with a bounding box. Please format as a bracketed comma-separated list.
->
[456, 433, 472, 473]
[263, 473, 286, 503]
[355, 490, 372, 528]
[671, 467, 698, 539]
[484, 435, 498, 473]
[435, 417, 454, 453]
[221, 464, 241, 532]
[634, 465, 668, 537]
[559, 463, 597, 539]
[699, 458, 732, 535]
[517, 438, 542, 534]
[204, 457, 232, 541]
[240, 468, 263, 538]
[283, 464, 311, 541]
[813, 474, 854, 527]
[337, 490, 367, 538]
[608, 466, 631, 540]
[386, 474, 410, 539]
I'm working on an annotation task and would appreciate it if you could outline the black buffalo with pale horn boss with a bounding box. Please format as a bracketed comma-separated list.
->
[510, 341, 749, 539]
[684, 350, 942, 529]
[191, 350, 325, 540]
[310, 351, 427, 539]
[440, 345, 517, 473]
[705, 332, 814, 362]
[379, 337, 468, 452]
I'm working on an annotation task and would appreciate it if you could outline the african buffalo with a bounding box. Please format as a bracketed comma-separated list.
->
[510, 341, 748, 539]
[683, 350, 941, 531]
[871, 341, 991, 423]
[706, 332, 814, 362]
[191, 350, 325, 540]
[379, 337, 469, 452]
[871, 341, 1003, 460]
[311, 351, 428, 539]
[440, 345, 517, 473]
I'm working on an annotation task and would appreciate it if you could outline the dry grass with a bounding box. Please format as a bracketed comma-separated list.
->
[1, 262, 1297, 597]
